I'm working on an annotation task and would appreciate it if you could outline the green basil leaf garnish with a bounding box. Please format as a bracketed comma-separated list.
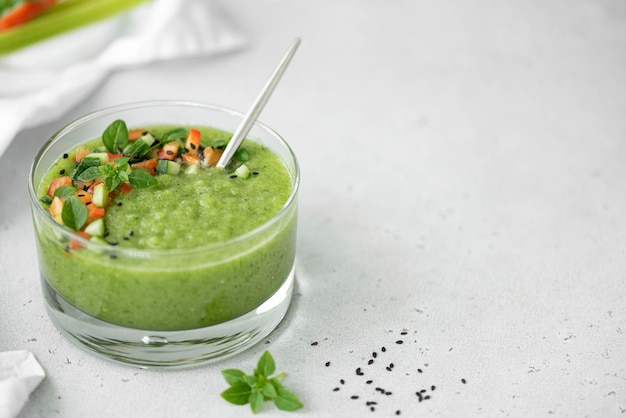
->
[102, 119, 129, 153]
[61, 196, 87, 231]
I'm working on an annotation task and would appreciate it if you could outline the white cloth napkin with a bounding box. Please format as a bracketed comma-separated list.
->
[0, 0, 246, 158]
[0, 350, 45, 418]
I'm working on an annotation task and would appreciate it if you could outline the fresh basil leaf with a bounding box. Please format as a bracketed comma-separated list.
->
[257, 351, 276, 377]
[77, 166, 102, 181]
[118, 170, 129, 183]
[61, 196, 87, 231]
[105, 176, 121, 192]
[102, 119, 129, 153]
[128, 170, 157, 188]
[113, 157, 130, 167]
[70, 157, 100, 180]
[262, 381, 277, 399]
[235, 147, 250, 162]
[212, 139, 227, 149]
[273, 386, 303, 412]
[222, 369, 246, 386]
[221, 382, 252, 406]
[162, 127, 187, 142]
[53, 185, 78, 198]
[249, 391, 264, 414]
[242, 375, 258, 387]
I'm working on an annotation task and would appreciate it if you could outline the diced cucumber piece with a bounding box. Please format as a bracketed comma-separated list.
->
[185, 163, 199, 175]
[84, 218, 106, 237]
[90, 236, 109, 245]
[234, 164, 251, 179]
[84, 152, 109, 165]
[157, 160, 181, 175]
[140, 133, 156, 146]
[93, 183, 109, 208]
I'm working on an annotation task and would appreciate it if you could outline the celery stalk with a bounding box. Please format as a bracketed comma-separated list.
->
[0, 0, 148, 55]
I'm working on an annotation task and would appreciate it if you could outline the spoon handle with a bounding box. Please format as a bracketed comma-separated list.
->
[216, 37, 301, 169]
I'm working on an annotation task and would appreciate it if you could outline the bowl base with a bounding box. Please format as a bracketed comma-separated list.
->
[41, 267, 294, 369]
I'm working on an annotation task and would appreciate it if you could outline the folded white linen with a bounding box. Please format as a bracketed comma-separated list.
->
[0, 0, 246, 158]
[0, 350, 45, 418]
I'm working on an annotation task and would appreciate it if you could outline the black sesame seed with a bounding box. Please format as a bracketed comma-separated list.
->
[117, 202, 122, 206]
[129, 231, 134, 236]
[372, 352, 377, 358]
[190, 143, 196, 150]
[59, 169, 66, 175]
[396, 411, 401, 415]
[366, 380, 373, 384]
[424, 395, 431, 400]
[63, 153, 69, 159]
[183, 147, 189, 153]
[375, 387, 383, 392]
[401, 331, 408, 335]
[230, 174, 238, 178]
[325, 362, 330, 367]
[381, 347, 386, 352]
[123, 237, 129, 241]
[340, 379, 345, 385]
[82, 185, 89, 191]
[368, 359, 374, 365]
[252, 171, 259, 175]
[77, 193, 85, 197]
[385, 391, 392, 396]
[351, 395, 359, 400]
[396, 340, 403, 344]
[386, 367, 391, 371]
[461, 378, 467, 384]
[366, 401, 377, 406]
[356, 367, 363, 376]
[103, 232, 110, 237]
[333, 387, 340, 392]
[110, 242, 118, 246]
[390, 363, 394, 368]
[311, 341, 318, 346]
[417, 369, 423, 373]
[166, 150, 174, 155]
[431, 385, 436, 391]
[420, 389, 426, 393]
[370, 407, 375, 412]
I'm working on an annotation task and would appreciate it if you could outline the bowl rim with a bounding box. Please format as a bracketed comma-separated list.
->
[28, 99, 300, 257]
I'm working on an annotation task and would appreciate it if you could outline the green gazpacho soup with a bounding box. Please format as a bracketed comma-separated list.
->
[35, 122, 297, 331]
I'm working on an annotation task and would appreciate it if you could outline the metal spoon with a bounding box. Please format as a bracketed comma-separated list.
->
[216, 37, 301, 169]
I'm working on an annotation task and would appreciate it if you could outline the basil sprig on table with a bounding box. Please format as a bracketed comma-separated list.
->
[77, 156, 156, 191]
[221, 351, 303, 413]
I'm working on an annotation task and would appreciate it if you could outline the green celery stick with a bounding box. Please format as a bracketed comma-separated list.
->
[0, 0, 148, 55]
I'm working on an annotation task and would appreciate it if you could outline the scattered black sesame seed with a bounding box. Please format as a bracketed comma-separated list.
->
[123, 237, 129, 241]
[375, 387, 383, 392]
[370, 407, 375, 412]
[396, 410, 401, 415]
[325, 362, 331, 367]
[386, 366, 392, 372]
[420, 389, 426, 393]
[59, 169, 66, 175]
[85, 202, 92, 205]
[340, 379, 345, 385]
[311, 341, 318, 346]
[103, 232, 110, 238]
[390, 363, 394, 368]
[110, 242, 119, 246]
[385, 391, 392, 396]
[351, 395, 359, 400]
[252, 171, 259, 176]
[366, 380, 373, 384]
[129, 231, 134, 236]
[461, 378, 467, 384]
[431, 385, 436, 391]
[62, 153, 69, 159]
[190, 143, 196, 150]
[424, 395, 431, 400]
[417, 369, 423, 373]
[183, 147, 189, 153]
[333, 387, 340, 392]
[82, 185, 89, 191]
[230, 174, 238, 178]
[368, 359, 374, 365]
[77, 193, 85, 197]
[372, 352, 377, 358]
[381, 347, 386, 352]
[366, 401, 377, 406]
[117, 202, 123, 206]
[401, 331, 408, 335]
[356, 367, 364, 376]
[166, 150, 174, 155]
[396, 340, 403, 345]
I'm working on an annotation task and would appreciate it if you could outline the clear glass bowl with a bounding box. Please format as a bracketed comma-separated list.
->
[28, 101, 299, 368]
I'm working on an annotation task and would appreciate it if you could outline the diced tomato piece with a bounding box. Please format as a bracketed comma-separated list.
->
[131, 158, 157, 175]
[69, 231, 90, 250]
[74, 190, 93, 205]
[203, 147, 223, 167]
[128, 129, 145, 141]
[74, 147, 90, 163]
[86, 205, 105, 223]
[182, 153, 200, 165]
[157, 141, 179, 161]
[108, 153, 123, 163]
[0, 0, 57, 31]
[185, 129, 201, 156]
[74, 180, 94, 191]
[47, 176, 72, 197]
[118, 183, 133, 194]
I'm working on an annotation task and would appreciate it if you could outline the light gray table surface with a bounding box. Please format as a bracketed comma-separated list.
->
[1, 0, 625, 417]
